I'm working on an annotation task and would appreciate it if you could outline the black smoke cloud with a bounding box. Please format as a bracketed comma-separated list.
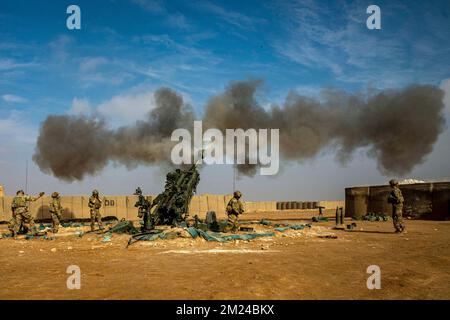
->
[33, 88, 194, 181]
[203, 80, 446, 176]
[33, 81, 446, 181]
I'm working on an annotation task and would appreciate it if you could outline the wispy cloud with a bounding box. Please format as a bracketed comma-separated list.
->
[131, 0, 165, 13]
[194, 0, 265, 30]
[271, 0, 450, 88]
[0, 58, 40, 70]
[166, 12, 191, 29]
[79, 57, 109, 72]
[2, 94, 27, 103]
[0, 110, 36, 147]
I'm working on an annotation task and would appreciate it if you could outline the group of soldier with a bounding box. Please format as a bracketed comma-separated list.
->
[133, 188, 246, 233]
[5, 178, 404, 237]
[8, 189, 105, 237]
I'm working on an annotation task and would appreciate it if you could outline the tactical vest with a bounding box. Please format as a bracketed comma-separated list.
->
[89, 197, 102, 210]
[12, 196, 27, 214]
[50, 199, 61, 213]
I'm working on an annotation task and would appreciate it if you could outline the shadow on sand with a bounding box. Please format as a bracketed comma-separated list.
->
[345, 230, 396, 235]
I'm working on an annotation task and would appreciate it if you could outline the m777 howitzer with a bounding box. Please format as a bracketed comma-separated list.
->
[128, 164, 200, 247]
[151, 163, 200, 226]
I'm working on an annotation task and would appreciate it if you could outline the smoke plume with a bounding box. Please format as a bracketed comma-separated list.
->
[203, 80, 446, 176]
[33, 88, 194, 181]
[33, 81, 446, 180]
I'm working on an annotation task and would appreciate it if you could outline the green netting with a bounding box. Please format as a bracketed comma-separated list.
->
[188, 228, 276, 242]
[312, 216, 329, 222]
[275, 224, 311, 232]
[127, 222, 313, 245]
[290, 224, 311, 230]
[108, 220, 140, 234]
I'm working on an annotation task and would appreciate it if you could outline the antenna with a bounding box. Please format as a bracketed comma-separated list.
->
[233, 165, 236, 192]
[25, 159, 29, 193]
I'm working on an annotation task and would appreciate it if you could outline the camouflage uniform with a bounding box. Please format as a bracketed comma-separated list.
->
[49, 192, 63, 233]
[10, 190, 43, 236]
[388, 180, 405, 233]
[134, 187, 152, 231]
[88, 190, 104, 231]
[225, 191, 245, 233]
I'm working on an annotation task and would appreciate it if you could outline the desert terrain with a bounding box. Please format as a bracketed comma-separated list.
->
[0, 210, 449, 300]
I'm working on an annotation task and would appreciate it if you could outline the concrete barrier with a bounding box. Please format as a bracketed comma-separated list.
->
[0, 193, 343, 222]
[345, 182, 450, 220]
[317, 200, 345, 210]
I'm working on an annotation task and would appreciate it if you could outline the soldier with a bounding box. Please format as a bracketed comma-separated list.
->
[225, 190, 245, 233]
[49, 192, 63, 233]
[88, 189, 104, 231]
[10, 190, 44, 236]
[134, 187, 152, 231]
[387, 179, 406, 233]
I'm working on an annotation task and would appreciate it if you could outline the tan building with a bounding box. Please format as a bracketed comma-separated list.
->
[345, 181, 450, 220]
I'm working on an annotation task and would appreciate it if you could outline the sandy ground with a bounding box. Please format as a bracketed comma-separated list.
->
[0, 210, 449, 300]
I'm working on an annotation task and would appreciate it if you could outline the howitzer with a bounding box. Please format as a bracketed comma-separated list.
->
[127, 144, 212, 247]
[150, 163, 200, 226]
[127, 164, 200, 247]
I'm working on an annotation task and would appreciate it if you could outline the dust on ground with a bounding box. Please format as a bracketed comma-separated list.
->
[0, 210, 449, 300]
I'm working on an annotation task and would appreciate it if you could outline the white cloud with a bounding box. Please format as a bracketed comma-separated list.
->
[69, 98, 92, 115]
[67, 92, 156, 124]
[0, 110, 37, 154]
[96, 91, 156, 125]
[0, 58, 39, 70]
[2, 94, 27, 103]
[79, 57, 108, 72]
[440, 78, 450, 115]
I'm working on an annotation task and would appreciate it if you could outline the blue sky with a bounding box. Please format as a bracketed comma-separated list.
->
[1, 0, 450, 200]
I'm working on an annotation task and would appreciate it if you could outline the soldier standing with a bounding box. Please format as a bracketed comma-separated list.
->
[387, 179, 406, 233]
[49, 192, 63, 233]
[225, 191, 245, 233]
[10, 190, 44, 236]
[134, 187, 152, 231]
[88, 189, 104, 231]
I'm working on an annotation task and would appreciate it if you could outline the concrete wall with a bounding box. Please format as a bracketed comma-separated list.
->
[0, 191, 348, 222]
[275, 200, 344, 210]
[0, 194, 277, 222]
[345, 182, 450, 220]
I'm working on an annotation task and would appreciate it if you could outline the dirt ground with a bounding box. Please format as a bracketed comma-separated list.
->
[0, 210, 449, 300]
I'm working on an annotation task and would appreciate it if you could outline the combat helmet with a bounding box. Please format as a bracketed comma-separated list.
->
[51, 192, 60, 198]
[389, 179, 399, 187]
[233, 190, 242, 198]
[92, 189, 99, 195]
[134, 187, 142, 196]
[16, 189, 25, 195]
